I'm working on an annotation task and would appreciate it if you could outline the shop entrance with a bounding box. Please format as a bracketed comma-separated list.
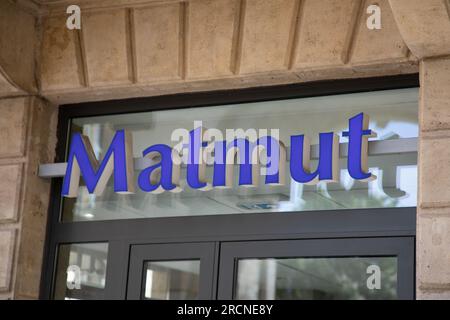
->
[41, 75, 419, 300]
[126, 237, 414, 300]
[45, 208, 416, 300]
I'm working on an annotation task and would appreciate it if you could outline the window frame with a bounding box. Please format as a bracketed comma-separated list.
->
[40, 74, 419, 299]
[219, 237, 414, 300]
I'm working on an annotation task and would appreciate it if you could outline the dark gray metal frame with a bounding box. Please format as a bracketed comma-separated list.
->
[40, 74, 419, 300]
[218, 237, 414, 299]
[127, 242, 217, 299]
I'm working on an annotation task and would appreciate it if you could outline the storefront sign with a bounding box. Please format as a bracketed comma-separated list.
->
[61, 113, 376, 197]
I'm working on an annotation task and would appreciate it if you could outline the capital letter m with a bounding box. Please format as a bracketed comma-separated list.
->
[61, 130, 134, 197]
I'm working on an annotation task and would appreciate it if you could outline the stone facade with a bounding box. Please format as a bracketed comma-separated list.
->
[37, 0, 417, 104]
[0, 0, 449, 299]
[417, 56, 450, 299]
[0, 96, 57, 299]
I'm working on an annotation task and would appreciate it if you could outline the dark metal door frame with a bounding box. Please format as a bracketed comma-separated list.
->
[127, 242, 217, 300]
[43, 207, 416, 299]
[125, 236, 415, 300]
[218, 237, 415, 300]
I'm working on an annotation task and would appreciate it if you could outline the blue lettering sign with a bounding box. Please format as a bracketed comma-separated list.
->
[290, 132, 339, 184]
[62, 130, 134, 197]
[343, 113, 376, 180]
[138, 144, 181, 193]
[60, 113, 377, 196]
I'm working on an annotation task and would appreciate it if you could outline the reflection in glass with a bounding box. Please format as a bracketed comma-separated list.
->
[143, 260, 200, 300]
[62, 88, 418, 221]
[235, 257, 397, 300]
[54, 243, 108, 300]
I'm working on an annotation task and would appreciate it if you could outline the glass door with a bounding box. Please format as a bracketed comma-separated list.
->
[218, 237, 414, 300]
[125, 237, 414, 300]
[127, 242, 216, 300]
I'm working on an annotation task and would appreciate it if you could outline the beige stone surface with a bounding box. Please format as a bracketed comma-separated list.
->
[35, 0, 423, 103]
[82, 9, 132, 86]
[0, 164, 23, 223]
[419, 136, 450, 207]
[0, 95, 56, 299]
[187, 0, 239, 78]
[45, 61, 418, 105]
[0, 70, 22, 97]
[417, 215, 450, 286]
[13, 98, 58, 299]
[420, 57, 450, 132]
[351, 0, 408, 64]
[0, 1, 37, 94]
[0, 230, 15, 292]
[0, 293, 12, 300]
[41, 15, 85, 91]
[389, 0, 450, 59]
[239, 0, 298, 74]
[33, 0, 424, 103]
[293, 0, 358, 68]
[417, 289, 450, 300]
[133, 3, 181, 82]
[417, 55, 450, 299]
[0, 97, 29, 158]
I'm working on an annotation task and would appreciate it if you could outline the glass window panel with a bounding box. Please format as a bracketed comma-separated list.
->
[235, 257, 397, 300]
[62, 88, 418, 221]
[143, 260, 200, 300]
[54, 243, 108, 300]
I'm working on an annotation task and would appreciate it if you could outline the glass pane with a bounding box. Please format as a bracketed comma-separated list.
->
[53, 243, 108, 300]
[235, 257, 397, 300]
[62, 88, 418, 221]
[143, 260, 200, 300]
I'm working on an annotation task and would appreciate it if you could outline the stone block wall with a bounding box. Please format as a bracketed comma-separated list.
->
[38, 0, 418, 105]
[417, 56, 450, 299]
[0, 97, 57, 299]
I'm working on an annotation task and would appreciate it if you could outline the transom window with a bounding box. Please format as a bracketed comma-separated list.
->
[62, 88, 418, 222]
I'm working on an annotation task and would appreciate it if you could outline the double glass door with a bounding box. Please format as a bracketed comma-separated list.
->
[126, 237, 414, 300]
